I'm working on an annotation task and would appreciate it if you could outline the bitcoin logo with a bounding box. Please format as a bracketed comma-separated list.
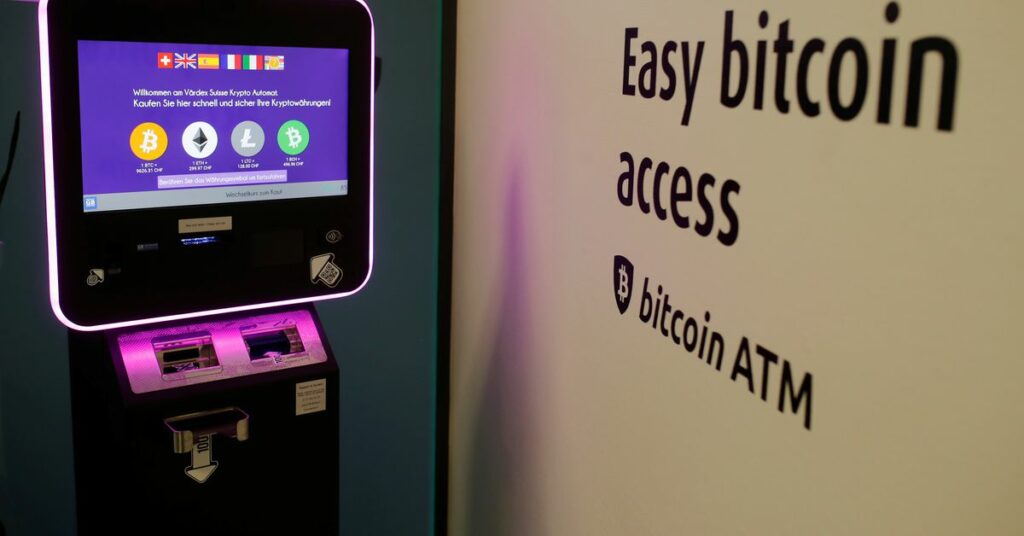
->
[617, 264, 629, 303]
[129, 122, 168, 161]
[141, 131, 158, 152]
[277, 120, 310, 155]
[612, 255, 634, 315]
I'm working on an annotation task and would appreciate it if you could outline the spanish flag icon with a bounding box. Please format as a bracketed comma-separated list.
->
[198, 54, 220, 69]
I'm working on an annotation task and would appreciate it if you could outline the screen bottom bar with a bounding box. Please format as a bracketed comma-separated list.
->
[83, 179, 348, 212]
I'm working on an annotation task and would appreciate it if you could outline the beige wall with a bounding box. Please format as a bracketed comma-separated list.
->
[449, 1, 1024, 534]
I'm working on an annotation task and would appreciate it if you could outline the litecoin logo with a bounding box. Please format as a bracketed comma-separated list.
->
[613, 255, 634, 315]
[231, 121, 265, 157]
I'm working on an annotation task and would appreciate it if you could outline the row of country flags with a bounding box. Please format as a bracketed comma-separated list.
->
[157, 52, 285, 71]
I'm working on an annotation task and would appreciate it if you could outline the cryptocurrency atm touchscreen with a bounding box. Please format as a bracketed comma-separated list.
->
[77, 41, 350, 213]
[41, 0, 374, 329]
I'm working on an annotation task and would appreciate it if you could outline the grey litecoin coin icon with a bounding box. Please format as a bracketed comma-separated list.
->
[231, 121, 266, 157]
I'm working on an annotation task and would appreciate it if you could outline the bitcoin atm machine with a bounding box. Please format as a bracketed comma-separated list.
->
[39, 0, 373, 533]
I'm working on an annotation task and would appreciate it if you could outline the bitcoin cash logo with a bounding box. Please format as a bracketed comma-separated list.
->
[614, 255, 635, 315]
[277, 120, 310, 155]
[129, 122, 168, 161]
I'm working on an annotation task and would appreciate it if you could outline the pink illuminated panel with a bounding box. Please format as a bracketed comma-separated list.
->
[117, 308, 328, 394]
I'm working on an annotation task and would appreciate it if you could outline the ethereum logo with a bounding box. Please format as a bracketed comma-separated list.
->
[181, 121, 218, 158]
[192, 128, 209, 151]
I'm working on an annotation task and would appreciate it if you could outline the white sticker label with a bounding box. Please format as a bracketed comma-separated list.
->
[295, 379, 327, 416]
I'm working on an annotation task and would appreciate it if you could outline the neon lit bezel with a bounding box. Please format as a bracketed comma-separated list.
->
[38, 0, 375, 332]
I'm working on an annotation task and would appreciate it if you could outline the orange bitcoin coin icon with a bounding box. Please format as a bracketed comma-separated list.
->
[130, 122, 168, 161]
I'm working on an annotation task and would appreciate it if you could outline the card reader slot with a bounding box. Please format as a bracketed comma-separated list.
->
[241, 325, 305, 360]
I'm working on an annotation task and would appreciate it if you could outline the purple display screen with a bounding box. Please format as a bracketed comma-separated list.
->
[77, 40, 349, 213]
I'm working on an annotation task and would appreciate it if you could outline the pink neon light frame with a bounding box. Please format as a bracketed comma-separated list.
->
[38, 0, 375, 332]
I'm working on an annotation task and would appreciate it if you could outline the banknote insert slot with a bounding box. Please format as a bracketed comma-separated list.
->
[153, 332, 221, 376]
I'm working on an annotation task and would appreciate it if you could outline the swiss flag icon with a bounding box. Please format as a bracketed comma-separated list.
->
[157, 52, 173, 69]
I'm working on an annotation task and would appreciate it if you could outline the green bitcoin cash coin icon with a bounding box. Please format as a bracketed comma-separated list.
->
[277, 120, 310, 156]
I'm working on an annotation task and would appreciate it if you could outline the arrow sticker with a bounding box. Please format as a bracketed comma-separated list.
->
[184, 433, 218, 484]
[310, 253, 342, 287]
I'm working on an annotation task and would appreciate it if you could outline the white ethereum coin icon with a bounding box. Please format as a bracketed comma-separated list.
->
[182, 121, 218, 159]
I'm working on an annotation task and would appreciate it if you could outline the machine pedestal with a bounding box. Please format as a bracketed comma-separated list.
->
[68, 305, 339, 535]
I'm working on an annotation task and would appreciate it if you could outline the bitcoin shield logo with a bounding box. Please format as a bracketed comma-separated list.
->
[129, 122, 168, 161]
[277, 120, 310, 155]
[614, 255, 634, 315]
